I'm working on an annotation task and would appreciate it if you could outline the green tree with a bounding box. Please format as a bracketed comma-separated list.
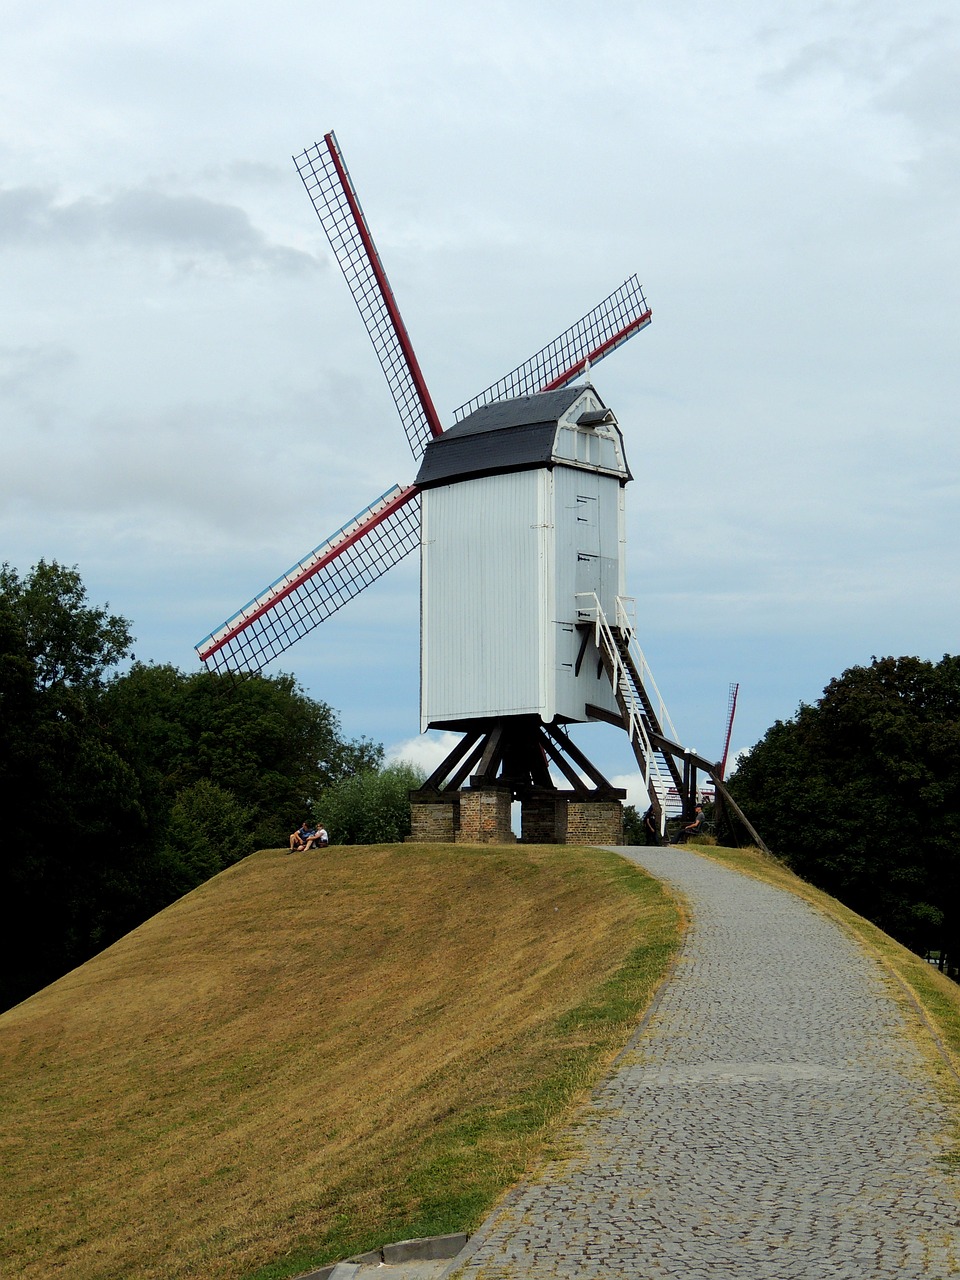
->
[102, 663, 383, 849]
[162, 779, 255, 892]
[319, 761, 426, 845]
[727, 655, 960, 967]
[0, 559, 130, 692]
[0, 561, 386, 1010]
[0, 562, 143, 1007]
[622, 804, 645, 845]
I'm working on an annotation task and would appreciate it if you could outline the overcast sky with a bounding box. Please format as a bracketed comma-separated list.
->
[3, 0, 958, 798]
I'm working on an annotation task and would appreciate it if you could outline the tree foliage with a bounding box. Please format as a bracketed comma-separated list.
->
[0, 559, 131, 691]
[0, 561, 384, 1010]
[318, 761, 426, 845]
[622, 804, 660, 845]
[100, 662, 382, 850]
[727, 655, 960, 966]
[163, 779, 254, 893]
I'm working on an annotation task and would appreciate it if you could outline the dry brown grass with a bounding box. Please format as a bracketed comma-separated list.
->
[0, 842, 680, 1280]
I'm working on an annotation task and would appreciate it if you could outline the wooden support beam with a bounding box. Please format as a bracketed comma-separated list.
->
[542, 724, 623, 795]
[537, 730, 591, 795]
[574, 626, 592, 677]
[473, 723, 506, 783]
[421, 729, 484, 791]
[506, 727, 553, 790]
[447, 735, 489, 792]
[585, 701, 624, 728]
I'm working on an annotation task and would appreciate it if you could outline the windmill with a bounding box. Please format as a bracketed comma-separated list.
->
[196, 132, 765, 849]
[719, 682, 740, 782]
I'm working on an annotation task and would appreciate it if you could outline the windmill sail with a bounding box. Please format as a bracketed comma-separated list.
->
[453, 275, 651, 422]
[198, 134, 653, 679]
[196, 485, 420, 674]
[294, 133, 443, 461]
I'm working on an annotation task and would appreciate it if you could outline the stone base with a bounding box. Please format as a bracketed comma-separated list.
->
[520, 792, 568, 844]
[456, 788, 515, 844]
[409, 790, 459, 843]
[409, 790, 622, 846]
[566, 799, 623, 846]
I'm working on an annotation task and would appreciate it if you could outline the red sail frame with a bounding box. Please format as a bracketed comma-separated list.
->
[196, 485, 420, 673]
[295, 133, 443, 461]
[197, 135, 653, 675]
[453, 276, 651, 421]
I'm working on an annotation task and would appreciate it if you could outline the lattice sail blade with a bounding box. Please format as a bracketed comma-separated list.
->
[454, 275, 652, 421]
[196, 485, 421, 675]
[294, 133, 443, 460]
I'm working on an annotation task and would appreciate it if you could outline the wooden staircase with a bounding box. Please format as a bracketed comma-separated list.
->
[580, 594, 768, 851]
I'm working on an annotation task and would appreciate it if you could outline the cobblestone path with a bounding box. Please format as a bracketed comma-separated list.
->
[451, 848, 960, 1279]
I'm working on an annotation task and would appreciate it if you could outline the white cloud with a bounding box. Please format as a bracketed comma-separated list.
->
[0, 342, 75, 395]
[610, 774, 654, 810]
[385, 731, 461, 778]
[1, 0, 958, 779]
[0, 184, 319, 273]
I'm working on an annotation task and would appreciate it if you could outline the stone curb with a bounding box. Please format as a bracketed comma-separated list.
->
[295, 1232, 469, 1279]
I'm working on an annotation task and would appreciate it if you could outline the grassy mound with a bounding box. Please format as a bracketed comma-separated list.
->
[0, 842, 681, 1280]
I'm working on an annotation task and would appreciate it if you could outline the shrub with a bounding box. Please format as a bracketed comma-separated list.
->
[318, 762, 426, 844]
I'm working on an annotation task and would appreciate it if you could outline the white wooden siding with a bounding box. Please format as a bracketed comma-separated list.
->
[421, 471, 544, 727]
[422, 471, 624, 728]
[420, 402, 629, 731]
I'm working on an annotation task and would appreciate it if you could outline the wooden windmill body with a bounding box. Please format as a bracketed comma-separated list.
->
[417, 386, 628, 730]
[197, 132, 767, 849]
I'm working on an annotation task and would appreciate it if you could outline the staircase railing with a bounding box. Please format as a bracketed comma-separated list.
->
[576, 592, 674, 828]
[609, 596, 681, 747]
[576, 592, 771, 853]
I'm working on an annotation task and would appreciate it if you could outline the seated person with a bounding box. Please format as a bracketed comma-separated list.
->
[302, 825, 329, 851]
[672, 805, 705, 844]
[289, 821, 315, 852]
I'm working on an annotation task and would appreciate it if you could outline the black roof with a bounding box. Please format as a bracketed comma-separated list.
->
[443, 387, 586, 438]
[415, 387, 596, 490]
